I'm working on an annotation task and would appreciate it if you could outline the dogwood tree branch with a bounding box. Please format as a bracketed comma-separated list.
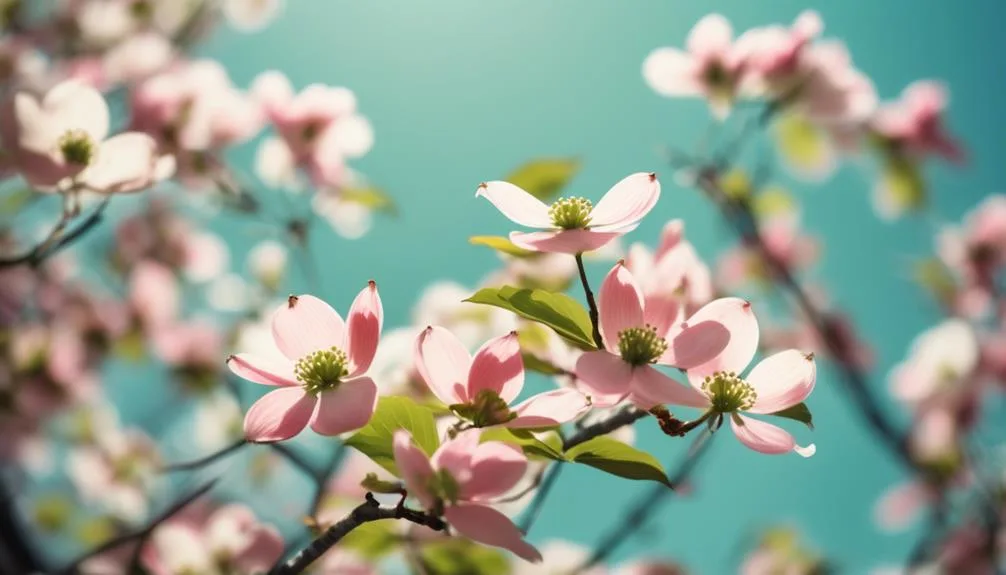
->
[575, 253, 604, 349]
[161, 438, 249, 472]
[268, 493, 447, 575]
[0, 197, 111, 269]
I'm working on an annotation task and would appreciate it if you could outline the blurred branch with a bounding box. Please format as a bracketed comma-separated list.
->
[518, 463, 563, 534]
[0, 197, 111, 269]
[160, 438, 248, 473]
[307, 442, 348, 522]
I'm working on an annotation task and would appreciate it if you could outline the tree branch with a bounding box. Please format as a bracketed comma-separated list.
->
[563, 406, 649, 451]
[575, 254, 604, 349]
[160, 439, 248, 473]
[0, 197, 111, 269]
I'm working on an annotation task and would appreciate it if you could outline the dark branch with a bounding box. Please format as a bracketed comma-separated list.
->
[0, 197, 111, 269]
[563, 406, 648, 451]
[518, 463, 563, 534]
[160, 439, 248, 473]
[308, 442, 348, 521]
[268, 443, 320, 480]
[575, 254, 604, 349]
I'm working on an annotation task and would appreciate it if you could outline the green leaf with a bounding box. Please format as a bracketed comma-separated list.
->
[769, 402, 814, 430]
[521, 352, 565, 376]
[465, 286, 596, 350]
[480, 427, 566, 461]
[0, 188, 35, 215]
[340, 520, 401, 559]
[469, 235, 538, 258]
[503, 157, 581, 201]
[565, 436, 672, 487]
[913, 258, 957, 307]
[420, 538, 511, 575]
[345, 396, 440, 476]
[341, 186, 397, 215]
[360, 473, 404, 494]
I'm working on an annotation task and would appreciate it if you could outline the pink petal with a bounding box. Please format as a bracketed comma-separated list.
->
[589, 173, 661, 231]
[730, 415, 814, 457]
[271, 295, 346, 361]
[642, 293, 682, 341]
[476, 181, 552, 229]
[83, 132, 159, 194]
[226, 353, 297, 386]
[414, 326, 471, 405]
[643, 48, 702, 97]
[598, 262, 644, 351]
[243, 387, 316, 442]
[746, 350, 816, 414]
[233, 524, 284, 572]
[687, 14, 733, 59]
[510, 229, 628, 255]
[875, 480, 930, 532]
[574, 350, 632, 406]
[462, 441, 527, 500]
[660, 318, 730, 370]
[467, 332, 524, 404]
[346, 282, 383, 376]
[684, 297, 759, 383]
[432, 428, 480, 486]
[629, 365, 709, 410]
[508, 388, 592, 428]
[393, 431, 436, 509]
[444, 504, 542, 563]
[309, 377, 378, 436]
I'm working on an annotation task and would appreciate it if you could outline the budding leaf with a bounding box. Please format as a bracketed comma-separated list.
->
[521, 352, 566, 376]
[341, 186, 397, 215]
[345, 396, 439, 476]
[340, 521, 401, 559]
[465, 286, 596, 351]
[421, 538, 510, 575]
[360, 473, 403, 494]
[769, 402, 814, 430]
[565, 436, 673, 487]
[469, 235, 538, 258]
[480, 427, 566, 462]
[503, 157, 581, 201]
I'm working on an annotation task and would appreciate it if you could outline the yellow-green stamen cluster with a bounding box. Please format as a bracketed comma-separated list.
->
[617, 325, 668, 366]
[549, 196, 593, 229]
[702, 371, 757, 413]
[58, 129, 96, 166]
[294, 347, 349, 395]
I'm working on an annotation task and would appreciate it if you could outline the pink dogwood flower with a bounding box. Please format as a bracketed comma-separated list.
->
[393, 428, 542, 562]
[414, 327, 590, 428]
[574, 262, 749, 408]
[226, 285, 382, 442]
[643, 14, 747, 118]
[872, 81, 963, 163]
[477, 172, 660, 254]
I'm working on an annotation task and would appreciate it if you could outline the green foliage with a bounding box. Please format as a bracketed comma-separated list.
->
[342, 186, 397, 215]
[769, 402, 814, 430]
[565, 436, 673, 487]
[469, 235, 538, 258]
[503, 157, 581, 201]
[465, 286, 596, 350]
[480, 426, 566, 462]
[345, 396, 439, 476]
[340, 520, 401, 559]
[420, 538, 511, 575]
[360, 472, 403, 494]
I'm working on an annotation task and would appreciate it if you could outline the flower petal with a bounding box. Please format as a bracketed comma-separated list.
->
[431, 428, 479, 486]
[874, 480, 930, 533]
[508, 388, 591, 428]
[629, 365, 709, 409]
[589, 173, 661, 230]
[661, 317, 730, 370]
[746, 350, 816, 414]
[462, 441, 527, 501]
[44, 80, 110, 143]
[346, 281, 383, 376]
[574, 350, 632, 406]
[598, 262, 644, 351]
[467, 331, 524, 404]
[730, 415, 814, 457]
[445, 504, 542, 563]
[643, 48, 702, 97]
[271, 294, 346, 361]
[687, 14, 733, 59]
[84, 132, 159, 194]
[510, 229, 629, 255]
[243, 387, 316, 442]
[684, 297, 759, 383]
[226, 353, 297, 386]
[414, 326, 471, 405]
[309, 377, 378, 436]
[476, 181, 552, 228]
[641, 293, 682, 342]
[393, 431, 435, 509]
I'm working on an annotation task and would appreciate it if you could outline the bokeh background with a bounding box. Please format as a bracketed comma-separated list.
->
[14, 1, 1006, 573]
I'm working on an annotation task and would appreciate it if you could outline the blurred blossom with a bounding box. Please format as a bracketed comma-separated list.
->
[413, 281, 516, 349]
[247, 239, 288, 292]
[888, 319, 979, 406]
[193, 392, 243, 451]
[207, 273, 251, 313]
[223, 0, 285, 32]
[67, 425, 160, 522]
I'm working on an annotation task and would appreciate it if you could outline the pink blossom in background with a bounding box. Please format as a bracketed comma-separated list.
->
[227, 285, 382, 442]
[625, 219, 714, 318]
[888, 319, 979, 407]
[128, 260, 180, 330]
[393, 428, 542, 562]
[873, 81, 964, 163]
[414, 327, 590, 427]
[477, 172, 660, 254]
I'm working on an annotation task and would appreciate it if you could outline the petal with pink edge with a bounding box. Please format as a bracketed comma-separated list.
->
[346, 282, 383, 376]
[462, 441, 527, 500]
[476, 181, 552, 228]
[414, 326, 471, 405]
[467, 332, 524, 404]
[641, 293, 681, 342]
[445, 504, 542, 563]
[574, 350, 632, 406]
[643, 48, 702, 97]
[227, 353, 297, 386]
[271, 294, 346, 361]
[589, 173, 661, 230]
[510, 228, 629, 255]
[309, 377, 378, 436]
[730, 415, 814, 457]
[83, 133, 159, 194]
[630, 365, 709, 410]
[392, 431, 436, 510]
[598, 263, 644, 350]
[508, 388, 591, 428]
[660, 319, 730, 370]
[746, 350, 816, 414]
[243, 387, 316, 442]
[431, 428, 480, 486]
[684, 297, 759, 383]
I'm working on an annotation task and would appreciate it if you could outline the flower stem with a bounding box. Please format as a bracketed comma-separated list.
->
[575, 253, 603, 349]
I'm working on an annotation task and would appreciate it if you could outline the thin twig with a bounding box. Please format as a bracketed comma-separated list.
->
[308, 442, 348, 521]
[269, 443, 320, 480]
[160, 439, 248, 473]
[519, 464, 563, 534]
[563, 406, 648, 451]
[575, 254, 604, 349]
[0, 197, 111, 269]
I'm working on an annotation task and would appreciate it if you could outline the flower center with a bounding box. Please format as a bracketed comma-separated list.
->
[702, 371, 757, 413]
[617, 325, 668, 366]
[426, 468, 460, 510]
[549, 196, 593, 229]
[294, 347, 348, 395]
[58, 129, 96, 166]
[448, 388, 516, 427]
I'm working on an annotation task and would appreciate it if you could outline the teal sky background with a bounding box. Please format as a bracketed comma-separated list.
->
[28, 1, 1006, 573]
